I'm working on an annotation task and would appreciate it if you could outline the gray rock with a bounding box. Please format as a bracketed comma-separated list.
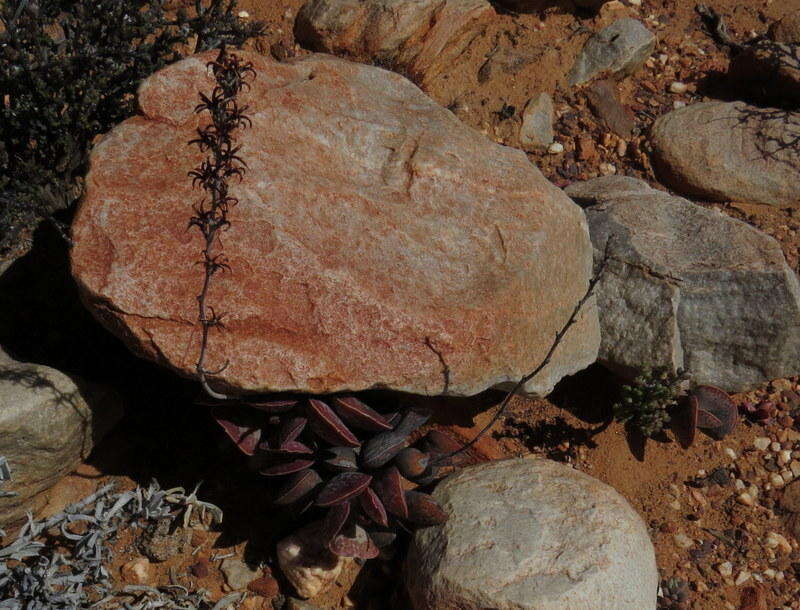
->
[519, 93, 554, 151]
[220, 558, 260, 590]
[405, 458, 658, 610]
[650, 101, 800, 207]
[567, 176, 800, 391]
[0, 348, 122, 530]
[568, 19, 655, 86]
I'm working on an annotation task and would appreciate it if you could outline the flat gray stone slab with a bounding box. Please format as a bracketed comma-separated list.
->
[567, 176, 800, 391]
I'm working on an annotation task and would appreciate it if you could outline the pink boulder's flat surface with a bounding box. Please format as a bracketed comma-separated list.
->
[71, 51, 598, 397]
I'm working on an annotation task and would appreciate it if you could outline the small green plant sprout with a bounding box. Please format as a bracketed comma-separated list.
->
[613, 367, 690, 438]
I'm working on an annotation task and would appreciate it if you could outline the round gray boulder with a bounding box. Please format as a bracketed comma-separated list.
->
[405, 458, 658, 610]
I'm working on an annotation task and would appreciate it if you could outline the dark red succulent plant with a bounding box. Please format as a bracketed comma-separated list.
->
[211, 396, 451, 559]
[675, 385, 738, 447]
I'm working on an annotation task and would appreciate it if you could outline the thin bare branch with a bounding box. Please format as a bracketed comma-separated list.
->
[438, 240, 612, 463]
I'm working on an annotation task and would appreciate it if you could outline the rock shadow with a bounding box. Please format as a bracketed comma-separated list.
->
[491, 0, 595, 16]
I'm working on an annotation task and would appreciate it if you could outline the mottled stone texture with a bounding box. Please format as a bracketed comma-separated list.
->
[0, 348, 121, 529]
[650, 101, 800, 207]
[295, 0, 494, 88]
[405, 458, 658, 610]
[567, 176, 800, 392]
[71, 51, 598, 398]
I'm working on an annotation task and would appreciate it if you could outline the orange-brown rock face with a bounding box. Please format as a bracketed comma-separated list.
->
[71, 51, 598, 397]
[295, 0, 495, 89]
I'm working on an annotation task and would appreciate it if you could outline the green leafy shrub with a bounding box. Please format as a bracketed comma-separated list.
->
[0, 0, 263, 260]
[613, 367, 689, 437]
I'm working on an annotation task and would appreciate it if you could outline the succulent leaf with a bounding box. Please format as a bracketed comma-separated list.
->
[259, 458, 314, 477]
[358, 486, 388, 527]
[360, 430, 408, 470]
[333, 397, 393, 432]
[371, 467, 408, 519]
[273, 469, 322, 506]
[316, 472, 373, 507]
[394, 447, 430, 479]
[279, 416, 307, 445]
[270, 440, 314, 455]
[307, 399, 361, 448]
[248, 400, 298, 414]
[322, 501, 351, 543]
[213, 412, 261, 456]
[405, 490, 448, 526]
[691, 385, 737, 439]
[322, 447, 359, 471]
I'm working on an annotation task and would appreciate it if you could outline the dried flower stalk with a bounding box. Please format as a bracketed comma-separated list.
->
[188, 47, 255, 400]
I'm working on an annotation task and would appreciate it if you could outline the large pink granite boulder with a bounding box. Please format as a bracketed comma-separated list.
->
[71, 51, 598, 397]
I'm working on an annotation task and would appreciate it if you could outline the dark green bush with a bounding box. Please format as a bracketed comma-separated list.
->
[0, 0, 263, 260]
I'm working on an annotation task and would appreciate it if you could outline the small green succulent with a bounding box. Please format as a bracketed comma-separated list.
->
[613, 367, 689, 437]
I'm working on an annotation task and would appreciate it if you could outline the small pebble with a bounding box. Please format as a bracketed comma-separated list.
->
[790, 461, 800, 477]
[599, 162, 616, 176]
[121, 558, 151, 585]
[735, 478, 746, 490]
[669, 81, 688, 94]
[189, 559, 210, 579]
[220, 558, 259, 590]
[754, 437, 771, 451]
[782, 469, 793, 483]
[717, 561, 733, 577]
[724, 447, 737, 460]
[737, 492, 754, 506]
[779, 449, 792, 466]
[673, 532, 694, 549]
[765, 531, 792, 554]
[694, 580, 708, 593]
[771, 441, 782, 452]
[547, 142, 564, 154]
[770, 473, 785, 488]
[735, 570, 751, 586]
